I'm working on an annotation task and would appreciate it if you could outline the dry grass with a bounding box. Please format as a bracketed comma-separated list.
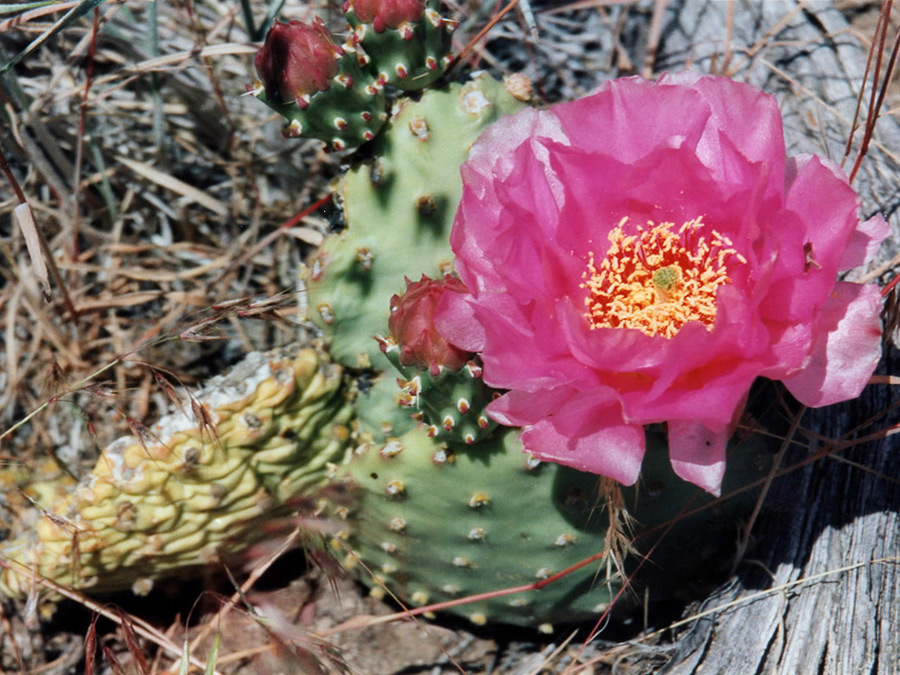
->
[1, 0, 899, 673]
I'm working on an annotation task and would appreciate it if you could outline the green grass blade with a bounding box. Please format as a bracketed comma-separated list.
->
[205, 633, 221, 675]
[258, 0, 287, 40]
[176, 640, 190, 675]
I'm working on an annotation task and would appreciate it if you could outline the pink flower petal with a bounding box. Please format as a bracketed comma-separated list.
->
[441, 73, 886, 494]
[780, 282, 883, 407]
[840, 214, 891, 270]
[667, 420, 730, 496]
[434, 289, 485, 353]
[512, 392, 646, 486]
[661, 72, 786, 196]
[758, 154, 860, 322]
[553, 76, 712, 164]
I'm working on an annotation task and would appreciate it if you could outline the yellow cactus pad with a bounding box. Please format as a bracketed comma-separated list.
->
[0, 346, 354, 598]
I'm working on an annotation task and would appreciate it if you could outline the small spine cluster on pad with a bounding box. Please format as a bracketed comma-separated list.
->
[251, 0, 456, 150]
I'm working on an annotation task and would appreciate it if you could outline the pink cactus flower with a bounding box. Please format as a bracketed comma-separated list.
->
[435, 72, 889, 495]
[255, 20, 341, 105]
[386, 275, 473, 375]
[346, 0, 424, 32]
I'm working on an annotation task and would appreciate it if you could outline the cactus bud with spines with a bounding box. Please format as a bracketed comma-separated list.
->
[253, 19, 387, 150]
[386, 274, 472, 376]
[374, 275, 498, 444]
[256, 20, 341, 102]
[342, 0, 456, 91]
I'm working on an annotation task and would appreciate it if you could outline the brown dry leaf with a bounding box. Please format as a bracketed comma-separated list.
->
[13, 203, 49, 297]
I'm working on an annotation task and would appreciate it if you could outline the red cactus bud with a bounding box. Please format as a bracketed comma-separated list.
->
[387, 275, 473, 375]
[255, 20, 341, 104]
[347, 0, 425, 32]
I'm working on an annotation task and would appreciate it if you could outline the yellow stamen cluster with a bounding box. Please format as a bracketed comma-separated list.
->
[581, 216, 747, 339]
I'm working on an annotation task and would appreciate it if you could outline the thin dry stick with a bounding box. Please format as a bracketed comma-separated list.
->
[641, 556, 900, 641]
[0, 600, 27, 672]
[842, 0, 886, 168]
[641, 0, 668, 78]
[730, 405, 806, 577]
[445, 0, 523, 74]
[0, 561, 222, 675]
[849, 0, 900, 184]
[187, 528, 304, 658]
[213, 194, 332, 286]
[723, 0, 810, 78]
[720, 0, 736, 74]
[70, 8, 101, 268]
[539, 0, 640, 14]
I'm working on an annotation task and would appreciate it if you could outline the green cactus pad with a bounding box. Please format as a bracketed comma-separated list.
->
[344, 0, 456, 91]
[352, 370, 420, 444]
[333, 425, 769, 628]
[304, 73, 525, 368]
[0, 347, 354, 598]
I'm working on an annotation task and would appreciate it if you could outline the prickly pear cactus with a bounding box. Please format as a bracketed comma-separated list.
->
[253, 19, 388, 150]
[0, 19, 769, 636]
[332, 425, 768, 628]
[386, 358, 497, 445]
[343, 0, 457, 91]
[0, 347, 353, 598]
[304, 72, 525, 369]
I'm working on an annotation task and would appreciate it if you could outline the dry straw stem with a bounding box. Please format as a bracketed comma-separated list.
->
[0, 0, 330, 448]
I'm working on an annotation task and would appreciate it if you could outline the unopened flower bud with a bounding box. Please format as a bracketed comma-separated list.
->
[387, 275, 473, 375]
[345, 0, 425, 32]
[255, 19, 342, 105]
